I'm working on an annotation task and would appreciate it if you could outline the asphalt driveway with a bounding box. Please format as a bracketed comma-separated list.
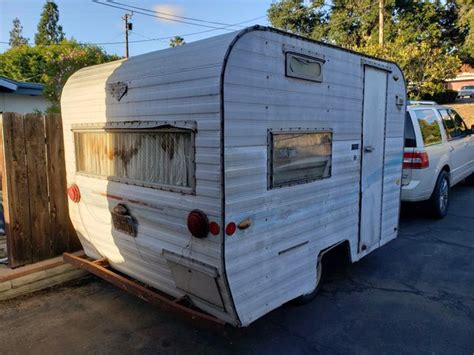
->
[0, 184, 473, 354]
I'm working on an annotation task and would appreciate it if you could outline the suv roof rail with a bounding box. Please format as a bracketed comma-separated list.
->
[407, 100, 438, 106]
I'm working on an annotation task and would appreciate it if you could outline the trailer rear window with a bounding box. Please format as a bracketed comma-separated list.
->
[269, 131, 332, 189]
[74, 128, 194, 192]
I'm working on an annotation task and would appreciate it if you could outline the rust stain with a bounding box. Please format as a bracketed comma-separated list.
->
[94, 191, 164, 211]
[98, 192, 123, 201]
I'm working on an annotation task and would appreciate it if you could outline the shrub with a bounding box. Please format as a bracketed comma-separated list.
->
[421, 89, 458, 104]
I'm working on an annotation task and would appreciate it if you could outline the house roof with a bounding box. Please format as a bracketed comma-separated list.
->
[0, 76, 44, 96]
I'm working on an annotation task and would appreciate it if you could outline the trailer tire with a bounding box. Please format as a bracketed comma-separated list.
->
[428, 170, 450, 219]
[293, 259, 322, 305]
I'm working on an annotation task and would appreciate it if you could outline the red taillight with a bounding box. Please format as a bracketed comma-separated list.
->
[187, 210, 209, 239]
[67, 184, 81, 203]
[209, 221, 220, 235]
[403, 151, 429, 169]
[225, 222, 236, 236]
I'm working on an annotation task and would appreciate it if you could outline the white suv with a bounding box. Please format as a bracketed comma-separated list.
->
[402, 102, 474, 218]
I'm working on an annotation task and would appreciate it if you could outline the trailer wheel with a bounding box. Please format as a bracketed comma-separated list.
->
[293, 259, 322, 305]
[428, 170, 450, 219]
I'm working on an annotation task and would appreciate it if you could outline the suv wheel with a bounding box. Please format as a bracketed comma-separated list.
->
[429, 171, 450, 219]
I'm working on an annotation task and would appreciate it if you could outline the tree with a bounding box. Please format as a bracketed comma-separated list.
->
[35, 0, 65, 45]
[267, 0, 328, 40]
[169, 36, 185, 47]
[9, 18, 29, 47]
[0, 40, 120, 111]
[457, 0, 474, 63]
[267, 0, 464, 99]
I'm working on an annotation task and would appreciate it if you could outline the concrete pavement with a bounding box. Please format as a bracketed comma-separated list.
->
[0, 183, 473, 354]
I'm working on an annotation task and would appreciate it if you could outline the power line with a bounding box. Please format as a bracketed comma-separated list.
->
[107, 0, 246, 28]
[0, 15, 266, 47]
[92, 0, 241, 30]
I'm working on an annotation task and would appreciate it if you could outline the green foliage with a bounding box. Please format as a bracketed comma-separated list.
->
[0, 41, 120, 110]
[267, 0, 328, 40]
[267, 0, 467, 99]
[9, 18, 29, 47]
[35, 0, 65, 45]
[169, 36, 185, 48]
[457, 0, 474, 63]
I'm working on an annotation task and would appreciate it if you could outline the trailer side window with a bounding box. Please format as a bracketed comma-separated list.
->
[269, 131, 332, 188]
[74, 128, 194, 192]
[286, 53, 324, 82]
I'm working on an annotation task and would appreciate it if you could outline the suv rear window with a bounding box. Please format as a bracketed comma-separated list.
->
[404, 112, 416, 147]
[414, 109, 442, 146]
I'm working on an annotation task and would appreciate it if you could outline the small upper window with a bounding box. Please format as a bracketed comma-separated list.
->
[439, 109, 468, 140]
[286, 53, 324, 82]
[269, 130, 332, 189]
[74, 127, 194, 193]
[414, 109, 442, 146]
[448, 109, 468, 137]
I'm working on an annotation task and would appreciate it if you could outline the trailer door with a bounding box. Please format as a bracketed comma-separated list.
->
[359, 66, 388, 252]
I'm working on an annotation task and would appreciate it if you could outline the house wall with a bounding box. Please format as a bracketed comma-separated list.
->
[0, 93, 49, 113]
[446, 79, 474, 91]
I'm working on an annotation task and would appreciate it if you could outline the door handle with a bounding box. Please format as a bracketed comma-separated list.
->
[449, 146, 455, 152]
[364, 146, 375, 153]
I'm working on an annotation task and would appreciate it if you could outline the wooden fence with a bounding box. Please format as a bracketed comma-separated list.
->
[0, 112, 80, 268]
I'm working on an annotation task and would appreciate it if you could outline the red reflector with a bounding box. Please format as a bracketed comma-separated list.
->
[187, 210, 209, 239]
[209, 221, 220, 235]
[67, 184, 81, 203]
[225, 222, 236, 236]
[403, 151, 429, 169]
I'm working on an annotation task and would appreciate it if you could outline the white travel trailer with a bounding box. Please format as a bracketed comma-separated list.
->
[61, 26, 406, 327]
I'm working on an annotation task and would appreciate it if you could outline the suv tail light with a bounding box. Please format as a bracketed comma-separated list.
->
[403, 151, 429, 169]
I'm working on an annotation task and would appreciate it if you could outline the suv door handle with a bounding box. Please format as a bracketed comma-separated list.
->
[364, 146, 375, 153]
[449, 146, 455, 152]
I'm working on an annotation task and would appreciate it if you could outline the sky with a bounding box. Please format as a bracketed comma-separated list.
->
[0, 0, 273, 56]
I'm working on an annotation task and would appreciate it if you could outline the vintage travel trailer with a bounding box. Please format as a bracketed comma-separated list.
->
[61, 26, 406, 326]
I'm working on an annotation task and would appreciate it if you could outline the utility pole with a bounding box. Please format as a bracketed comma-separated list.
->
[379, 0, 384, 46]
[123, 12, 133, 58]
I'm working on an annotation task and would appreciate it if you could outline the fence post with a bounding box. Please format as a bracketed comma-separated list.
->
[1, 113, 33, 267]
[45, 113, 80, 254]
[24, 113, 52, 262]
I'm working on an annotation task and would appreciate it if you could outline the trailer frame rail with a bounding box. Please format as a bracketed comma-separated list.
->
[63, 252, 226, 328]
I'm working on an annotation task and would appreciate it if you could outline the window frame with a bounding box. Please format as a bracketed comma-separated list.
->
[267, 128, 333, 190]
[72, 122, 196, 195]
[285, 51, 325, 83]
[447, 109, 469, 138]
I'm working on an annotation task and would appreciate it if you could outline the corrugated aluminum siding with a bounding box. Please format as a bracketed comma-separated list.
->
[61, 32, 239, 324]
[222, 30, 406, 326]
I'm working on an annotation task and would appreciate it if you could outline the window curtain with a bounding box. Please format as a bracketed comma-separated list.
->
[75, 130, 192, 188]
